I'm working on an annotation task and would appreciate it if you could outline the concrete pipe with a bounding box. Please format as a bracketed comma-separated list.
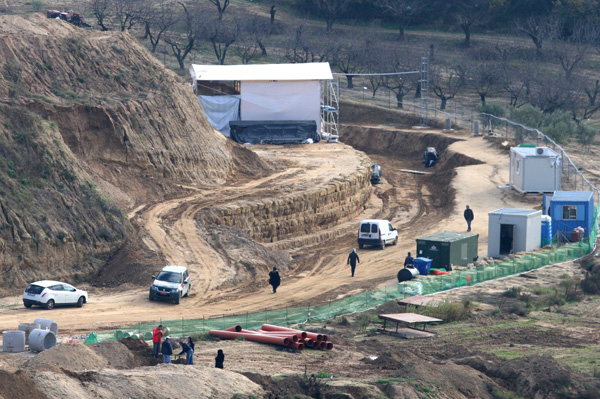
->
[18, 323, 40, 345]
[28, 329, 56, 352]
[2, 331, 26, 353]
[144, 332, 153, 340]
[33, 318, 58, 336]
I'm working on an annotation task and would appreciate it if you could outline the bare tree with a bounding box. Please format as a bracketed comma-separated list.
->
[528, 69, 578, 113]
[208, 0, 230, 21]
[333, 33, 369, 89]
[142, 0, 178, 53]
[233, 16, 268, 64]
[163, 1, 202, 70]
[89, 0, 111, 31]
[453, 0, 491, 47]
[515, 16, 553, 57]
[547, 20, 600, 81]
[283, 25, 338, 64]
[114, 0, 145, 31]
[380, 46, 419, 108]
[315, 0, 350, 33]
[378, 0, 424, 41]
[469, 62, 500, 104]
[270, 4, 276, 25]
[205, 19, 239, 65]
[430, 63, 467, 110]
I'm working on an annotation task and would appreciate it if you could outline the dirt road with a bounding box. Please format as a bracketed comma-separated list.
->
[0, 128, 542, 333]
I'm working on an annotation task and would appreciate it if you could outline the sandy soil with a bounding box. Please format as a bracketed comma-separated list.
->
[0, 126, 552, 335]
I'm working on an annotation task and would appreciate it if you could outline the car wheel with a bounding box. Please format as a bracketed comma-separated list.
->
[381, 241, 385, 250]
[45, 299, 55, 310]
[24, 302, 32, 308]
[359, 244, 364, 249]
[76, 296, 85, 308]
[175, 293, 181, 304]
[149, 293, 154, 301]
[393, 237, 398, 245]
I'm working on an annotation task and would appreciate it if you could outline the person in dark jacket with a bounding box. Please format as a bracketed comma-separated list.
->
[268, 267, 280, 293]
[215, 349, 225, 369]
[404, 252, 414, 268]
[464, 205, 474, 232]
[161, 336, 173, 364]
[178, 339, 194, 365]
[347, 248, 360, 277]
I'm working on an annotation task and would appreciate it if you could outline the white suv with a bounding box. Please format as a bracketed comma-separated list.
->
[23, 280, 88, 310]
[357, 219, 398, 249]
[149, 265, 191, 304]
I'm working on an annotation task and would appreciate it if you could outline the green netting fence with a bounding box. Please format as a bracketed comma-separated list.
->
[94, 207, 598, 343]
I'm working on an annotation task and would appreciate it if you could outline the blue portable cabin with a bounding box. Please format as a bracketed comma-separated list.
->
[549, 191, 594, 238]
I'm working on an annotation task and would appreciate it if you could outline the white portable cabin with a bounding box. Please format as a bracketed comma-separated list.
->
[509, 147, 561, 193]
[189, 63, 333, 136]
[488, 208, 542, 257]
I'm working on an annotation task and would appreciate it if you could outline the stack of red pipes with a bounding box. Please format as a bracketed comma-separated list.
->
[208, 323, 333, 351]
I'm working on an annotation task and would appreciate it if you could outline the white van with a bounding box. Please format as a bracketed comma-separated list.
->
[358, 219, 398, 249]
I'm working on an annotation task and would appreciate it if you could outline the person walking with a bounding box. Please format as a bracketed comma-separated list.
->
[404, 252, 414, 268]
[215, 349, 225, 369]
[178, 338, 194, 365]
[268, 267, 280, 293]
[151, 324, 163, 358]
[464, 205, 474, 232]
[347, 248, 360, 277]
[161, 336, 173, 364]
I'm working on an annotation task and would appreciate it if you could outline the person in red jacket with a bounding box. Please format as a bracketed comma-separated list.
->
[152, 325, 163, 358]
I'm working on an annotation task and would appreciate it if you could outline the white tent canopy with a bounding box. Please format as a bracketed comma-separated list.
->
[190, 63, 333, 136]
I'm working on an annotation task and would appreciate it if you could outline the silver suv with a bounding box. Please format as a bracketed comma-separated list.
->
[149, 265, 191, 304]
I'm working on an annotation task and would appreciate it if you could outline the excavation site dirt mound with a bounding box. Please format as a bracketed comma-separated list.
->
[0, 13, 269, 291]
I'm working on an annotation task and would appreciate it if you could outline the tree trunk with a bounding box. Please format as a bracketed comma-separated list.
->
[270, 5, 275, 25]
[440, 97, 447, 110]
[396, 92, 404, 109]
[480, 93, 485, 104]
[461, 23, 471, 47]
[257, 40, 267, 56]
[397, 24, 405, 41]
[326, 17, 334, 33]
[143, 21, 150, 40]
[415, 81, 421, 98]
[346, 75, 354, 89]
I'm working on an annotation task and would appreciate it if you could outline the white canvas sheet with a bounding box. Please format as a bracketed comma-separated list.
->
[240, 81, 321, 132]
[197, 95, 240, 137]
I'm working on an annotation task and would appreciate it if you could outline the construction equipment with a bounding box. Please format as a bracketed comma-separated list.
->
[371, 163, 382, 184]
[46, 10, 91, 28]
[423, 147, 438, 168]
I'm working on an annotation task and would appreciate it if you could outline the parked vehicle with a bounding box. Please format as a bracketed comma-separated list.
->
[357, 219, 398, 249]
[371, 163, 382, 184]
[423, 147, 438, 168]
[149, 265, 191, 304]
[23, 281, 88, 310]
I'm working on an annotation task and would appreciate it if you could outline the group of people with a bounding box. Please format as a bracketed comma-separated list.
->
[151, 324, 224, 368]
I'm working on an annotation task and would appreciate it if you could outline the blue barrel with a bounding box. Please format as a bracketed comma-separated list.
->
[413, 257, 433, 276]
[541, 215, 552, 247]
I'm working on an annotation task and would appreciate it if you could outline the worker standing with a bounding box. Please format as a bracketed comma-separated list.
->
[404, 252, 414, 268]
[347, 248, 360, 277]
[464, 205, 474, 232]
[268, 267, 280, 293]
[215, 349, 225, 369]
[151, 324, 163, 358]
[161, 336, 173, 364]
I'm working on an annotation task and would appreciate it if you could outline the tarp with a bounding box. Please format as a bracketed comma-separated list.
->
[241, 81, 321, 132]
[190, 63, 333, 82]
[229, 120, 320, 144]
[197, 95, 240, 137]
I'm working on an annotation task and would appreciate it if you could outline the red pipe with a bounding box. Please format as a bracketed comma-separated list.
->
[289, 342, 305, 351]
[261, 324, 308, 339]
[318, 341, 326, 349]
[302, 338, 314, 346]
[256, 330, 299, 342]
[304, 332, 324, 342]
[209, 330, 290, 346]
[224, 325, 242, 332]
[325, 342, 333, 350]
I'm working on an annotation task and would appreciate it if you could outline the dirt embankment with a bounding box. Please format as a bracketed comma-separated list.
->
[0, 14, 269, 291]
[201, 152, 372, 243]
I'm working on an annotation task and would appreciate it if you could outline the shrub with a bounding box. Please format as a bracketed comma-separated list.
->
[576, 122, 597, 148]
[478, 101, 506, 130]
[502, 286, 522, 298]
[422, 299, 473, 322]
[581, 264, 600, 295]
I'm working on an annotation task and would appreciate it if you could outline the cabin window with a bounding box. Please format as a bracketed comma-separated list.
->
[515, 159, 520, 174]
[562, 205, 577, 220]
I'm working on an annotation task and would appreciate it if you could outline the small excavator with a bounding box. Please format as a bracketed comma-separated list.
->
[46, 10, 91, 28]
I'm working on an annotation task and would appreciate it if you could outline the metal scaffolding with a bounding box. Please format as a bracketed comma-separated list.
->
[419, 55, 429, 127]
[321, 80, 340, 138]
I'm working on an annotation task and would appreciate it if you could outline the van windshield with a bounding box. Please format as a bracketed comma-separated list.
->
[156, 271, 182, 283]
[360, 223, 370, 233]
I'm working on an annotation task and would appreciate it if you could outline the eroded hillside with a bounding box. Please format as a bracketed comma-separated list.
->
[0, 14, 267, 292]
